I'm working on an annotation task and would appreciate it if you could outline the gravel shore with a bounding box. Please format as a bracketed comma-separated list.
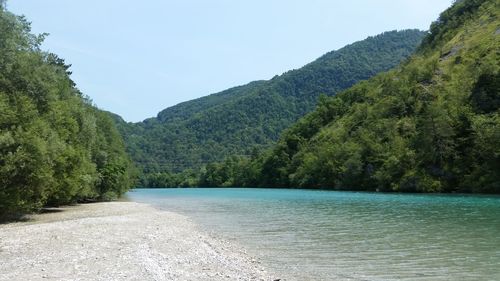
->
[0, 202, 276, 281]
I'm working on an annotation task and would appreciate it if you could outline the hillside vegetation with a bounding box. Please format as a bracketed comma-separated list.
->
[0, 7, 135, 218]
[198, 0, 500, 193]
[117, 30, 426, 179]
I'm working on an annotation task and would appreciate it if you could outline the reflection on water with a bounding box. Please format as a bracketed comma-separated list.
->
[127, 188, 500, 281]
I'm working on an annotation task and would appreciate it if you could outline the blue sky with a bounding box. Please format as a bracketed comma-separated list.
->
[9, 0, 452, 122]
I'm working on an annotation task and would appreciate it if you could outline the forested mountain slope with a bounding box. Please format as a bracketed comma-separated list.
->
[0, 7, 134, 218]
[118, 30, 426, 174]
[207, 0, 499, 193]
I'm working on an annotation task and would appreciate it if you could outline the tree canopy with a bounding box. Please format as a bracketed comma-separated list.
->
[0, 6, 135, 218]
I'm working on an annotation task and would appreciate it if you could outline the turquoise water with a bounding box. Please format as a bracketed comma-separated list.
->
[127, 188, 500, 281]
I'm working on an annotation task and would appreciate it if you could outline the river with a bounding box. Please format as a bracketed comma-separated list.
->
[127, 188, 500, 280]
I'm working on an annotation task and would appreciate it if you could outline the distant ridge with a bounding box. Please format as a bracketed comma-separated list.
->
[115, 30, 427, 174]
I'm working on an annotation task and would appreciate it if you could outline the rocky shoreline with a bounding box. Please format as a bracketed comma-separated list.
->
[0, 202, 276, 281]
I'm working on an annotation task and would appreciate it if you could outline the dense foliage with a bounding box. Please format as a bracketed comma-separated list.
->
[117, 30, 426, 179]
[0, 7, 135, 218]
[194, 0, 500, 193]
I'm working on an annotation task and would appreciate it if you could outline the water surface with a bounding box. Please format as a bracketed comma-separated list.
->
[127, 188, 500, 281]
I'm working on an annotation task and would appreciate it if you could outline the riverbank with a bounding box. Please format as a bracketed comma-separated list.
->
[0, 202, 275, 281]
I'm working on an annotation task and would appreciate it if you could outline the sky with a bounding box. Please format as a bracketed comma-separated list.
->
[8, 0, 452, 122]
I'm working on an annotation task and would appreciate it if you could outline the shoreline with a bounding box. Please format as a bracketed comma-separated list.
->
[0, 202, 276, 281]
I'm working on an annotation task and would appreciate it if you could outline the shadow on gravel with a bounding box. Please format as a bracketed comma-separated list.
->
[39, 208, 64, 214]
[0, 214, 31, 224]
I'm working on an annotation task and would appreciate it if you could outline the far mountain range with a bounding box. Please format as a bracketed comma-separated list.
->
[112, 29, 427, 174]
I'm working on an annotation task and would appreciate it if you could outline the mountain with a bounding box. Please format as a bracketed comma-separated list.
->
[206, 0, 499, 193]
[0, 7, 134, 218]
[117, 30, 427, 175]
